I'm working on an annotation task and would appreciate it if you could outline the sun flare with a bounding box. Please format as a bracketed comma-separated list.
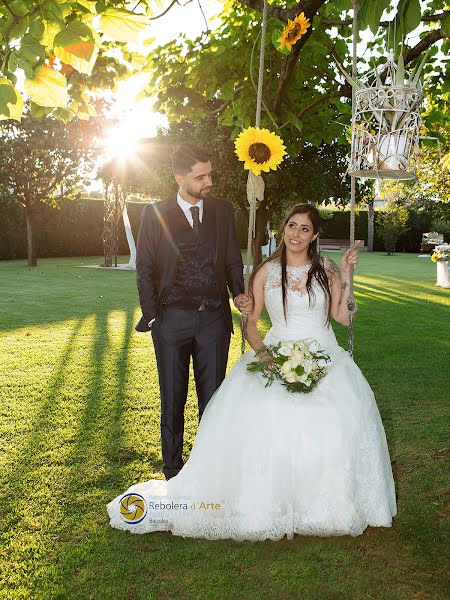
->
[103, 126, 140, 162]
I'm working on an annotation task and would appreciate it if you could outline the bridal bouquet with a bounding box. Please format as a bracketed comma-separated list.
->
[247, 339, 331, 394]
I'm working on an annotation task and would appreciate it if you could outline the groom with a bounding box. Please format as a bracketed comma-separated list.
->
[135, 143, 252, 480]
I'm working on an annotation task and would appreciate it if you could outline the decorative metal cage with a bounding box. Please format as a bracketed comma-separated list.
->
[349, 54, 424, 180]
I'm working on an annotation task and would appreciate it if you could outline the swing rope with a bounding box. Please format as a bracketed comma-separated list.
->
[241, 0, 268, 354]
[241, 0, 358, 357]
[347, 0, 359, 358]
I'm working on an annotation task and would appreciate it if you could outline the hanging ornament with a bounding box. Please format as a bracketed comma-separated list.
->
[235, 127, 286, 177]
[336, 48, 427, 181]
[277, 13, 311, 52]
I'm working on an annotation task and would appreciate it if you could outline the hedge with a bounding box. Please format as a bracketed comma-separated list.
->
[0, 198, 426, 261]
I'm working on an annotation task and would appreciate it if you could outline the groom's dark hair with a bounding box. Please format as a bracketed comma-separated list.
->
[171, 143, 211, 175]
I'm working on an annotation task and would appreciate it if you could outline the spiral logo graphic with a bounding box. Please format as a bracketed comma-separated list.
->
[119, 493, 147, 524]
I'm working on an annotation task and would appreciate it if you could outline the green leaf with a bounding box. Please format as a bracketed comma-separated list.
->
[425, 110, 446, 124]
[404, 0, 421, 33]
[334, 0, 352, 10]
[410, 48, 431, 88]
[29, 19, 45, 41]
[29, 101, 53, 118]
[76, 0, 96, 12]
[295, 365, 305, 376]
[53, 107, 73, 122]
[20, 35, 46, 64]
[46, 1, 72, 26]
[8, 50, 34, 79]
[99, 8, 148, 43]
[368, 0, 390, 35]
[10, 16, 29, 39]
[395, 51, 405, 86]
[41, 21, 62, 50]
[396, 0, 422, 34]
[396, 0, 408, 21]
[54, 43, 98, 74]
[441, 12, 450, 39]
[24, 65, 68, 108]
[54, 22, 98, 74]
[0, 79, 24, 121]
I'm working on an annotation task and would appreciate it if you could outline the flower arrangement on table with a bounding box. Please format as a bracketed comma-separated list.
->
[247, 339, 330, 394]
[431, 243, 449, 262]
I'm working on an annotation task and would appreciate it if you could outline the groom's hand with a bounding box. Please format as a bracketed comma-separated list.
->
[234, 293, 253, 315]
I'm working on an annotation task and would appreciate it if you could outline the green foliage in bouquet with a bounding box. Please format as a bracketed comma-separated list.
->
[247, 340, 331, 394]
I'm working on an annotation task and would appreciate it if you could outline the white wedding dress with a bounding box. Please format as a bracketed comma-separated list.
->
[107, 261, 397, 541]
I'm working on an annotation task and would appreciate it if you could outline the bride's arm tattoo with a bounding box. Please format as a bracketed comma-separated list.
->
[323, 257, 340, 283]
[341, 281, 349, 290]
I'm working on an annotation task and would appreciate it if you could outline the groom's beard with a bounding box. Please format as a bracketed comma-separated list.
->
[186, 186, 212, 200]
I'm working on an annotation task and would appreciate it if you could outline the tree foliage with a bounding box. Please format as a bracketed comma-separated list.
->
[0, 112, 100, 265]
[0, 1, 447, 147]
[376, 199, 409, 255]
[145, 0, 449, 154]
[0, 0, 164, 121]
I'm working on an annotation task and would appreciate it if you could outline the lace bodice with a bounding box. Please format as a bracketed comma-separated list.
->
[263, 260, 338, 352]
[264, 261, 312, 294]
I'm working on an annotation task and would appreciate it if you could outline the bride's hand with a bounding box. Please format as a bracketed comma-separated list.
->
[257, 349, 275, 370]
[341, 241, 359, 275]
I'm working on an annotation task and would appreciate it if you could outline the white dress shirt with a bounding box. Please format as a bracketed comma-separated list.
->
[177, 192, 203, 227]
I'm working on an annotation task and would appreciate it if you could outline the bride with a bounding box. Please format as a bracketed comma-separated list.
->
[107, 203, 397, 541]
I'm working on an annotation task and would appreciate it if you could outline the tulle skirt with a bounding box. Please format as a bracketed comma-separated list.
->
[107, 345, 397, 542]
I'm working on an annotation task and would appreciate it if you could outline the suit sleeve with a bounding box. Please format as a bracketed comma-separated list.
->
[135, 204, 159, 330]
[225, 203, 245, 299]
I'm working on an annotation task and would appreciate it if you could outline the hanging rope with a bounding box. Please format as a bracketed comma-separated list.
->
[347, 0, 359, 357]
[241, 0, 269, 354]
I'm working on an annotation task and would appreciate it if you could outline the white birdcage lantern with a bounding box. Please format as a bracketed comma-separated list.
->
[348, 50, 424, 181]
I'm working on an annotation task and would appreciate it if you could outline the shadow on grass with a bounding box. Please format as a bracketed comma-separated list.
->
[1, 317, 86, 533]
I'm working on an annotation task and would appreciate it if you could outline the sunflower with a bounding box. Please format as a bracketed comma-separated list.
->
[235, 127, 286, 176]
[278, 12, 311, 52]
[431, 253, 439, 262]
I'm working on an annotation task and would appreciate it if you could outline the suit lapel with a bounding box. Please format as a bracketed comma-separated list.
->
[167, 195, 194, 241]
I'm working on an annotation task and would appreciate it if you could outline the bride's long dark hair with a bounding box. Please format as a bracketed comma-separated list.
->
[249, 204, 332, 322]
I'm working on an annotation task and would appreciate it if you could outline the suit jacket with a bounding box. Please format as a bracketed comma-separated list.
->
[135, 195, 245, 333]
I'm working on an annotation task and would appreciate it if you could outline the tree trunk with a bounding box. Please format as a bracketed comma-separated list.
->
[25, 206, 37, 267]
[367, 203, 374, 252]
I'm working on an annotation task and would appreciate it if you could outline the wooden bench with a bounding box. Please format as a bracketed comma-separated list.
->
[319, 239, 366, 252]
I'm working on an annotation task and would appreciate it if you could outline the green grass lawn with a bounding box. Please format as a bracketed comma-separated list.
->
[0, 253, 448, 600]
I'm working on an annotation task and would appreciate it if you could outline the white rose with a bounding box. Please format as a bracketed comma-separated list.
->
[278, 345, 292, 357]
[285, 372, 297, 383]
[280, 361, 292, 374]
[290, 351, 304, 364]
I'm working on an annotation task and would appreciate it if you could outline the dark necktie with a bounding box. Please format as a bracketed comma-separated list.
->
[190, 206, 200, 237]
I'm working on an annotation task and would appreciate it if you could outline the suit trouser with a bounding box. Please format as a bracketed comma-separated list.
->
[151, 306, 231, 479]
